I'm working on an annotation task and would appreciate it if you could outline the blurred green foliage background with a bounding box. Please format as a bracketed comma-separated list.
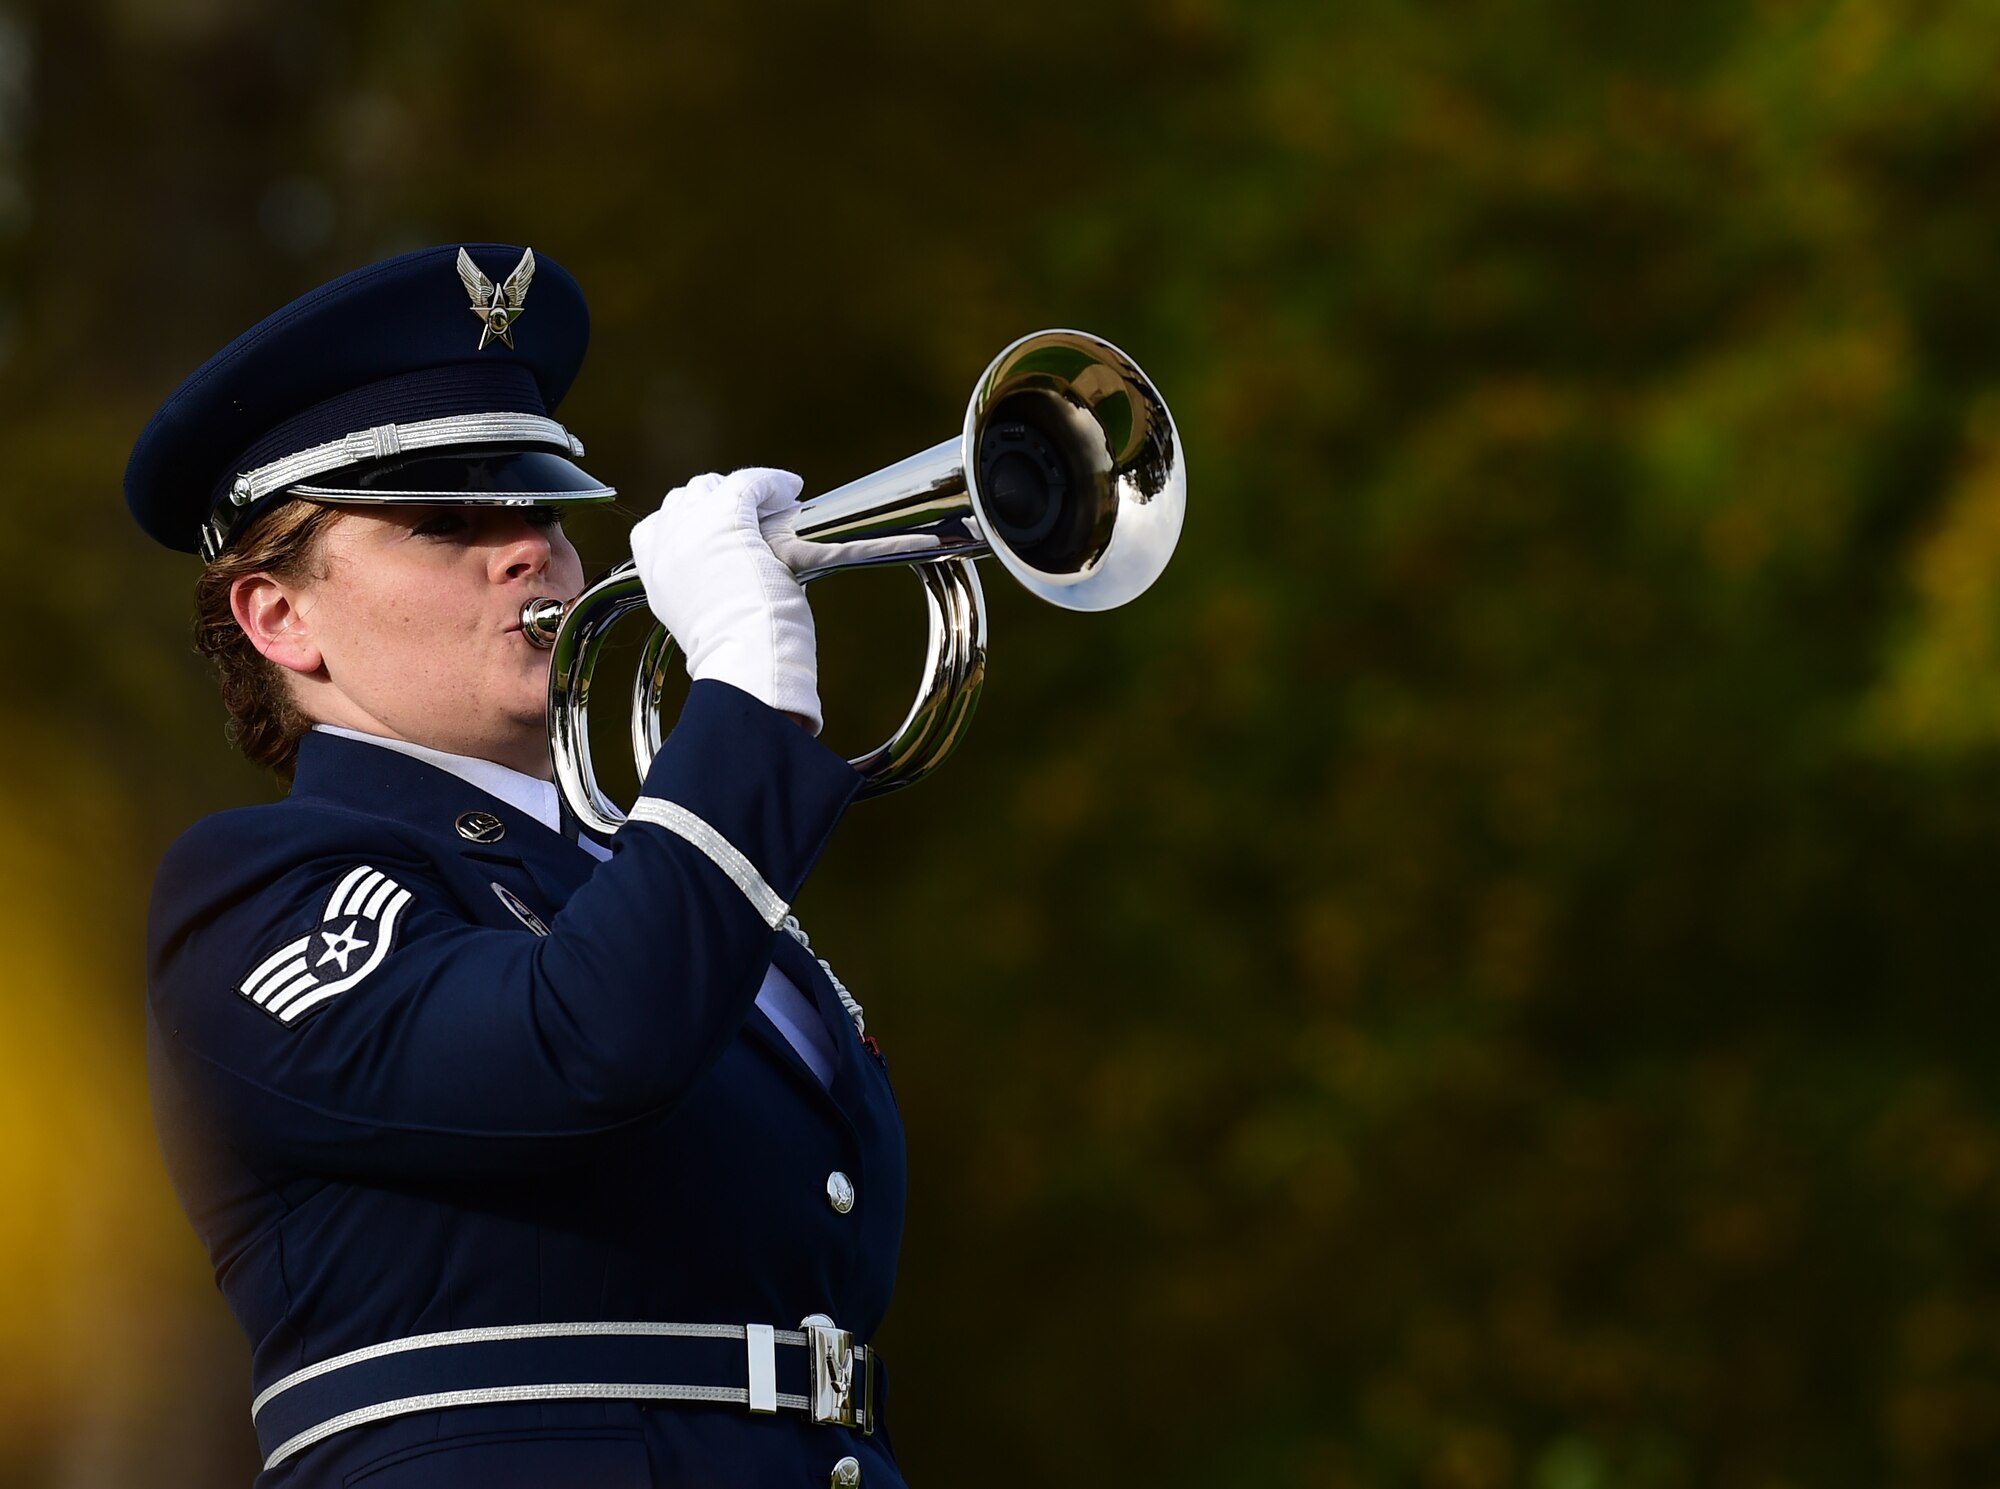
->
[4, 0, 2000, 1484]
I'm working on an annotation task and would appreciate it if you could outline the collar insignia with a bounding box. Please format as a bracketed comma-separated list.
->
[455, 810, 506, 844]
[456, 246, 536, 350]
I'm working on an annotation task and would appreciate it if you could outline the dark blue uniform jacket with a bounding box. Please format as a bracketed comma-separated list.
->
[146, 683, 910, 1488]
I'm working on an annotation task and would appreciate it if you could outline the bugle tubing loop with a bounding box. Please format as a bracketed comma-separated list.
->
[524, 329, 1185, 837]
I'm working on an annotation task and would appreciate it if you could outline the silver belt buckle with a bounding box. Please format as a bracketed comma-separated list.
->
[800, 1314, 874, 1435]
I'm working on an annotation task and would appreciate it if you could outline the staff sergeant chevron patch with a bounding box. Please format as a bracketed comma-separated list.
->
[238, 865, 412, 1025]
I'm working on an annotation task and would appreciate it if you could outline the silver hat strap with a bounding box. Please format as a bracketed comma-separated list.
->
[199, 411, 591, 560]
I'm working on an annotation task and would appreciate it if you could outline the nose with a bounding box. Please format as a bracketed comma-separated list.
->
[489, 512, 553, 584]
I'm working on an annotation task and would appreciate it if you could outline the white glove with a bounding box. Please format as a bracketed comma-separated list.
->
[630, 467, 822, 734]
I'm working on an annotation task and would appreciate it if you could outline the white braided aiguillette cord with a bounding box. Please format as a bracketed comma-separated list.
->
[782, 915, 866, 1037]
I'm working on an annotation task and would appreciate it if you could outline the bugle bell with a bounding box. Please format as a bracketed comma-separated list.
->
[521, 328, 1186, 837]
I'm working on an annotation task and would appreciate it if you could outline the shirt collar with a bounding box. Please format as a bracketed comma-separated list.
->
[311, 724, 561, 835]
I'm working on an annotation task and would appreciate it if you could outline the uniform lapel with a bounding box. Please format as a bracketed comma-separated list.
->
[289, 731, 598, 913]
[725, 932, 854, 1119]
[741, 999, 827, 1098]
[775, 931, 875, 1114]
[482, 814, 597, 910]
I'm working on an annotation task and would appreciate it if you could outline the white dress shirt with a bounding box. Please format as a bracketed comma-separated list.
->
[313, 725, 838, 1087]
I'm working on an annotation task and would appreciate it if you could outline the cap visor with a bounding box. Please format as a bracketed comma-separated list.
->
[287, 445, 616, 505]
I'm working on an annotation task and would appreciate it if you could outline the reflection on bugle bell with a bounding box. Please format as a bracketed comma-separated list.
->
[520, 329, 1187, 837]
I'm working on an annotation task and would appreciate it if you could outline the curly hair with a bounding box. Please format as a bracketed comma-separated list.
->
[191, 499, 343, 779]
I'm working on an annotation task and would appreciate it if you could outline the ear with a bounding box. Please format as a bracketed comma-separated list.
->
[230, 572, 323, 675]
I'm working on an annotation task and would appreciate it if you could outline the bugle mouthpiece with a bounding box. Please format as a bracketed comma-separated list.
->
[519, 595, 567, 649]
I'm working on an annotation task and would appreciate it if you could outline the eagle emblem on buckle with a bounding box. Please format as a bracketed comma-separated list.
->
[799, 1313, 873, 1434]
[456, 246, 536, 350]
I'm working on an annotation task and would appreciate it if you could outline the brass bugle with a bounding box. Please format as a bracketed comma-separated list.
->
[521, 329, 1186, 837]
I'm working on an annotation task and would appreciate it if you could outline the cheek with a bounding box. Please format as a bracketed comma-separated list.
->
[338, 589, 430, 661]
[315, 569, 473, 680]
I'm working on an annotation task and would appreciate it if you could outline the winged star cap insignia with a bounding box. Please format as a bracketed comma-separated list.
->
[456, 246, 536, 350]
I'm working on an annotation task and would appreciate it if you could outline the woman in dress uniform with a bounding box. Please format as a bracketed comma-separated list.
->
[128, 244, 904, 1489]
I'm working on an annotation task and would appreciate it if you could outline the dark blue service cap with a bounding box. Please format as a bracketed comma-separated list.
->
[124, 242, 616, 558]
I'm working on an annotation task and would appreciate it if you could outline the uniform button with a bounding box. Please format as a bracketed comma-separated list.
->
[826, 1171, 856, 1214]
[831, 1456, 861, 1487]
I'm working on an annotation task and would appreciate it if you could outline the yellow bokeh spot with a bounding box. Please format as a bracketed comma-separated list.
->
[1867, 397, 2000, 755]
[0, 795, 195, 1436]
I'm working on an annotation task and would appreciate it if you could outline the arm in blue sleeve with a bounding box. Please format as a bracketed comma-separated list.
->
[147, 683, 860, 1179]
